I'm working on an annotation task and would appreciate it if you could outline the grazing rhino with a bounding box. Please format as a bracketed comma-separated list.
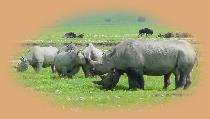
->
[16, 46, 58, 73]
[138, 28, 153, 37]
[88, 40, 197, 90]
[54, 50, 86, 78]
[81, 43, 103, 77]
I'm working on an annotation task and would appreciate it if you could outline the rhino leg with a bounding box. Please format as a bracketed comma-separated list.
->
[174, 69, 180, 89]
[81, 65, 92, 78]
[137, 74, 144, 90]
[34, 62, 43, 73]
[163, 73, 171, 89]
[127, 69, 144, 90]
[51, 65, 56, 73]
[127, 73, 138, 90]
[184, 73, 192, 90]
[176, 71, 187, 89]
[66, 66, 80, 78]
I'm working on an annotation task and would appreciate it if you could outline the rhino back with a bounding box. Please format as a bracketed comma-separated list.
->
[29, 46, 58, 66]
[83, 44, 103, 61]
[54, 51, 78, 72]
[110, 40, 195, 75]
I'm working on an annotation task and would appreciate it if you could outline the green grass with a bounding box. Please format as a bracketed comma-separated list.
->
[30, 13, 176, 45]
[12, 13, 199, 109]
[12, 66, 199, 109]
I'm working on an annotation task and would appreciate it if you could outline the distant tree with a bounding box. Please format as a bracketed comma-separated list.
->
[105, 18, 111, 22]
[137, 16, 146, 22]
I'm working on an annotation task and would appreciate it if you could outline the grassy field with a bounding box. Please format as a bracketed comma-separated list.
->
[28, 13, 175, 45]
[13, 13, 199, 109]
[12, 66, 199, 109]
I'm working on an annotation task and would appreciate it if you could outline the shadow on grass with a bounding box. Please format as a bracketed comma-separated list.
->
[94, 83, 178, 92]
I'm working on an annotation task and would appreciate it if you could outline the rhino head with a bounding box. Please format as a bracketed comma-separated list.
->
[16, 57, 29, 72]
[87, 49, 116, 75]
[73, 51, 94, 77]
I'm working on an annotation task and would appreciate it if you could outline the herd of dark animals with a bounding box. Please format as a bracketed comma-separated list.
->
[65, 28, 193, 39]
[64, 32, 84, 38]
[157, 32, 193, 38]
[137, 28, 193, 38]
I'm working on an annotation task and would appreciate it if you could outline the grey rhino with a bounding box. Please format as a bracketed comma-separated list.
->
[54, 50, 86, 78]
[88, 39, 197, 90]
[82, 43, 103, 77]
[16, 46, 59, 73]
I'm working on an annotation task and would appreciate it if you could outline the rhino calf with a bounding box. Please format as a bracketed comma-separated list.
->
[16, 46, 58, 73]
[54, 50, 86, 78]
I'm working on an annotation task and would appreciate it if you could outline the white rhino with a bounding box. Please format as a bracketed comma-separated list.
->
[88, 39, 197, 90]
[54, 50, 86, 78]
[16, 46, 58, 73]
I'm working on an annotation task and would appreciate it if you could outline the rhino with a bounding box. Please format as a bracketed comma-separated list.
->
[88, 39, 197, 90]
[16, 46, 58, 73]
[54, 43, 102, 78]
[54, 50, 87, 78]
[81, 43, 103, 77]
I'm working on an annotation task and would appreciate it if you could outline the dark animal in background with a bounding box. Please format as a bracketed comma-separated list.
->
[158, 32, 175, 38]
[138, 28, 153, 37]
[158, 32, 193, 38]
[64, 32, 77, 38]
[77, 33, 84, 38]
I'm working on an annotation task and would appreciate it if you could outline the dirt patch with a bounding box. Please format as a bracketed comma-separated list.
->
[21, 42, 119, 47]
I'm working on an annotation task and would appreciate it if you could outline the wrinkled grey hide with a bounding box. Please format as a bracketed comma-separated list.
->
[16, 46, 59, 73]
[54, 51, 86, 78]
[89, 40, 197, 90]
[81, 43, 103, 77]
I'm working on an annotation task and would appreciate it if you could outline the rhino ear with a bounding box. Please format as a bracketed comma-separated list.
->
[109, 49, 116, 57]
[76, 50, 82, 55]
